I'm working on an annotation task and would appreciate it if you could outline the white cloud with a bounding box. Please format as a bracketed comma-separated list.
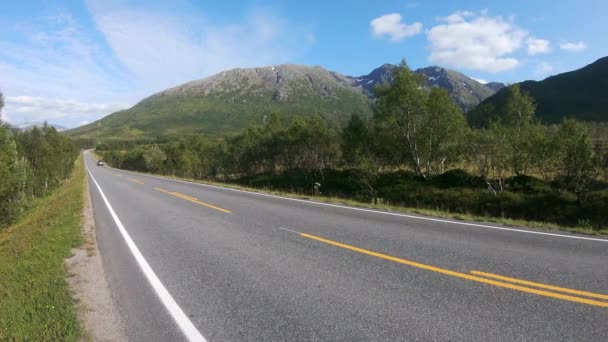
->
[0, 3, 313, 128]
[89, 1, 313, 93]
[4, 96, 128, 125]
[370, 13, 422, 42]
[0, 12, 135, 127]
[427, 11, 527, 72]
[527, 37, 551, 55]
[535, 61, 553, 76]
[560, 41, 587, 52]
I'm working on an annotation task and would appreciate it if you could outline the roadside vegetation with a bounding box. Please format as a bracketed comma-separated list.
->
[96, 62, 608, 231]
[0, 154, 84, 341]
[0, 91, 83, 340]
[0, 92, 79, 228]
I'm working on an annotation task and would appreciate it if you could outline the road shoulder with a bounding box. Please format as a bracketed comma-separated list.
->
[65, 174, 127, 342]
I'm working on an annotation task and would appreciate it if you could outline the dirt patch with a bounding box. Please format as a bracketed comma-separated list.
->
[65, 178, 127, 341]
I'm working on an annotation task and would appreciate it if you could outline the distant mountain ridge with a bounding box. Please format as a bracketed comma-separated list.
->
[67, 63, 502, 140]
[351, 64, 502, 111]
[13, 122, 66, 131]
[470, 57, 608, 125]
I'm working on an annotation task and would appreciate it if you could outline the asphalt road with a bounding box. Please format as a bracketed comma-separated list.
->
[84, 151, 608, 342]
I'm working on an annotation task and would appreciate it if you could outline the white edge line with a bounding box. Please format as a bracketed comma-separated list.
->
[85, 158, 207, 342]
[88, 153, 608, 243]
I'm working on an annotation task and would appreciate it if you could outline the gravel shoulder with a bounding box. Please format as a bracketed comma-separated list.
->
[65, 177, 127, 342]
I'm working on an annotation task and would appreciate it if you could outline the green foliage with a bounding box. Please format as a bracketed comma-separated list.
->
[374, 61, 467, 179]
[0, 155, 84, 341]
[551, 118, 597, 201]
[0, 123, 78, 228]
[341, 113, 372, 168]
[142, 145, 167, 173]
[0, 124, 29, 224]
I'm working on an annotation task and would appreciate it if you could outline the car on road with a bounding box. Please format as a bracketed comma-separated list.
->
[97, 160, 104, 166]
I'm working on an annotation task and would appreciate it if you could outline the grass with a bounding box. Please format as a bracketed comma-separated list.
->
[0, 154, 85, 341]
[103, 162, 607, 237]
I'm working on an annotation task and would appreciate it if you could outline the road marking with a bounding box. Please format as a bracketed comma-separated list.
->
[470, 270, 608, 300]
[172, 192, 197, 201]
[154, 187, 231, 214]
[85, 162, 207, 342]
[289, 229, 608, 308]
[108, 166, 608, 243]
[129, 178, 144, 184]
[279, 226, 301, 234]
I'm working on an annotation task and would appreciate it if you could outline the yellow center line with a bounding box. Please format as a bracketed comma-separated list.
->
[470, 270, 608, 300]
[154, 187, 231, 214]
[129, 178, 144, 184]
[171, 192, 198, 201]
[299, 232, 608, 308]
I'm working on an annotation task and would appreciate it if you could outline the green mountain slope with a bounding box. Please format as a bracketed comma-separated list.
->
[68, 65, 373, 139]
[470, 57, 608, 125]
[68, 63, 505, 140]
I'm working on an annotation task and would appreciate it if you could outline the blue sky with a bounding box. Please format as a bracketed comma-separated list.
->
[1, 0, 606, 127]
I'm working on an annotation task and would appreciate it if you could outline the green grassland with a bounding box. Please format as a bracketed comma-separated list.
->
[0, 155, 85, 341]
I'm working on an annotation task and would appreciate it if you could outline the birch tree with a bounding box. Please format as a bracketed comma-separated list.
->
[374, 61, 466, 179]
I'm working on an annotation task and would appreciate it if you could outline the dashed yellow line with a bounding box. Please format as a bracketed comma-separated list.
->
[129, 178, 144, 184]
[154, 187, 231, 214]
[299, 232, 608, 308]
[172, 192, 197, 201]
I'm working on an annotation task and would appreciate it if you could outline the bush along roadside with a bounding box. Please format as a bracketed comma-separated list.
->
[0, 154, 84, 341]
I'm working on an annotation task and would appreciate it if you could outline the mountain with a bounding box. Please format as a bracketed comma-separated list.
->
[485, 82, 506, 92]
[351, 64, 499, 111]
[14, 122, 66, 131]
[351, 64, 396, 96]
[68, 65, 373, 139]
[414, 66, 497, 111]
[67, 63, 499, 140]
[470, 57, 608, 125]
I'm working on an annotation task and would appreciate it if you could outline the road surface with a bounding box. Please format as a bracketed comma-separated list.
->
[84, 151, 608, 342]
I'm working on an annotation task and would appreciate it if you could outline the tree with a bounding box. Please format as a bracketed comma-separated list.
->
[598, 146, 608, 181]
[265, 112, 283, 133]
[552, 119, 596, 203]
[503, 84, 536, 130]
[341, 113, 372, 168]
[282, 116, 340, 177]
[374, 61, 427, 176]
[0, 124, 30, 226]
[374, 60, 466, 179]
[466, 124, 510, 195]
[143, 146, 167, 173]
[423, 87, 467, 175]
[501, 84, 541, 176]
[467, 102, 498, 128]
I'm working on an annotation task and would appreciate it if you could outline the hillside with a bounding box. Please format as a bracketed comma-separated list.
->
[67, 63, 500, 140]
[415, 66, 497, 111]
[68, 65, 373, 139]
[470, 57, 608, 125]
